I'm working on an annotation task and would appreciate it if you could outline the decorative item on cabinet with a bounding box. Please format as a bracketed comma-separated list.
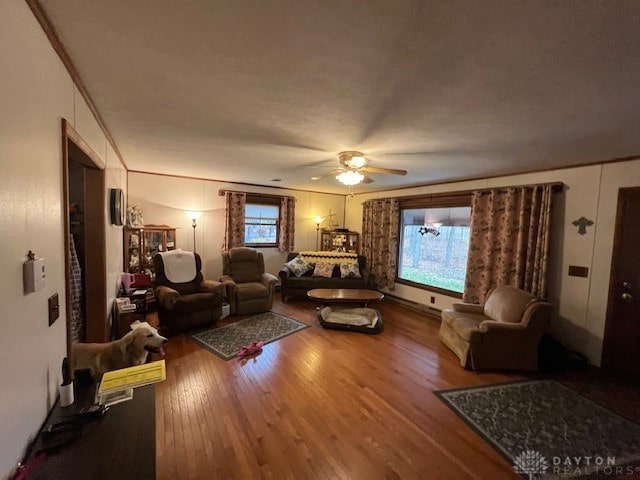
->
[320, 230, 360, 253]
[127, 204, 144, 227]
[124, 225, 177, 274]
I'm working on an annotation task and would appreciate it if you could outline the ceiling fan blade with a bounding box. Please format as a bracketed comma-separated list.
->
[361, 166, 407, 176]
[299, 158, 335, 168]
[381, 149, 480, 157]
[311, 169, 341, 181]
[362, 176, 375, 184]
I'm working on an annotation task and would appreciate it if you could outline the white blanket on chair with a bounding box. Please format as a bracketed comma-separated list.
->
[159, 250, 196, 283]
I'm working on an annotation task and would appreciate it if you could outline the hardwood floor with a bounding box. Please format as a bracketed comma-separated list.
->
[153, 296, 640, 480]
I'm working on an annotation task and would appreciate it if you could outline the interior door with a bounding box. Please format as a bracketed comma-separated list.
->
[602, 187, 640, 377]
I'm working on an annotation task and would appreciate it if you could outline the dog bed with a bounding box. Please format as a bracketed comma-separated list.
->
[318, 306, 383, 334]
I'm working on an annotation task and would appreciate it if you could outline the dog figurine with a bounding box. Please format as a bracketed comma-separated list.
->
[71, 321, 167, 380]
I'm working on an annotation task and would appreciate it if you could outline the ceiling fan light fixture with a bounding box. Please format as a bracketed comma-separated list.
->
[336, 170, 364, 186]
[349, 156, 366, 168]
[338, 150, 366, 167]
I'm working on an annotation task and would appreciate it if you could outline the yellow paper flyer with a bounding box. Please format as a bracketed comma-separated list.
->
[98, 360, 166, 395]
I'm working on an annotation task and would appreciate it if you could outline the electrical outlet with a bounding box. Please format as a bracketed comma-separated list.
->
[48, 293, 59, 326]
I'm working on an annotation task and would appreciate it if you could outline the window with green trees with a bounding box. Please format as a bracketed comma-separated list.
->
[397, 196, 471, 294]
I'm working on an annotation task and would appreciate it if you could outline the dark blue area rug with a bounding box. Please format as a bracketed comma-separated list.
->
[435, 380, 640, 479]
[190, 311, 308, 360]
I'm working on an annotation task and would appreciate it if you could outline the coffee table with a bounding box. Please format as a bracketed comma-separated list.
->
[306, 288, 384, 307]
[307, 288, 384, 334]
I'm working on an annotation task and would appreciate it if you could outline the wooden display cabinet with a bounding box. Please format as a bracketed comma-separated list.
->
[320, 230, 360, 253]
[124, 225, 176, 273]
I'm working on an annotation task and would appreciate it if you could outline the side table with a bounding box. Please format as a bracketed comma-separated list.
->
[114, 300, 145, 338]
[126, 288, 155, 314]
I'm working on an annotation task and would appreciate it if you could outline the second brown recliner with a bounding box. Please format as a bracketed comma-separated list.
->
[221, 247, 278, 315]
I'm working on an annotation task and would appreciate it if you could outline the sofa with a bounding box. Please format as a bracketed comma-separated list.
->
[278, 251, 376, 302]
[438, 285, 553, 371]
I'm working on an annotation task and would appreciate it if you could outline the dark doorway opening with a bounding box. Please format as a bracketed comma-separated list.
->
[62, 119, 108, 351]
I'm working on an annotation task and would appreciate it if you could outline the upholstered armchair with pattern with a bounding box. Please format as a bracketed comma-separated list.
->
[438, 285, 553, 371]
[153, 251, 224, 334]
[220, 247, 278, 315]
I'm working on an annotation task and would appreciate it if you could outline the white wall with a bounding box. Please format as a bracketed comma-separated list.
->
[128, 172, 346, 278]
[104, 143, 128, 316]
[345, 160, 640, 366]
[0, 3, 126, 477]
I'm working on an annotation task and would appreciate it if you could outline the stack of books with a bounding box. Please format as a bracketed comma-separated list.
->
[115, 297, 136, 313]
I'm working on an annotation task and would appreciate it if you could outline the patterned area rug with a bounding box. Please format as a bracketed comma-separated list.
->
[435, 380, 640, 479]
[190, 312, 308, 360]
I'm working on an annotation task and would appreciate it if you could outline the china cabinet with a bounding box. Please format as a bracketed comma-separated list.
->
[124, 225, 176, 273]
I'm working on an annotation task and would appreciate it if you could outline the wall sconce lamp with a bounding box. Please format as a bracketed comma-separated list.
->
[314, 216, 323, 250]
[184, 210, 203, 252]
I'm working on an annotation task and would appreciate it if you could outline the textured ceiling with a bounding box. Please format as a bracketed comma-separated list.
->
[39, 0, 640, 194]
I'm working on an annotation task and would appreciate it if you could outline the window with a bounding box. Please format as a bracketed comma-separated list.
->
[397, 198, 471, 295]
[245, 201, 280, 246]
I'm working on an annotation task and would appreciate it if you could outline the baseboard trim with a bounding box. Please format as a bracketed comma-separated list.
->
[384, 292, 442, 319]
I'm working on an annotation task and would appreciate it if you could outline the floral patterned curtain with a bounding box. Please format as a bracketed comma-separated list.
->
[278, 196, 295, 253]
[361, 198, 400, 289]
[222, 191, 246, 251]
[463, 184, 554, 303]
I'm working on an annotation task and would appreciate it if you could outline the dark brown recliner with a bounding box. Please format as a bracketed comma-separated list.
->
[153, 251, 224, 334]
[220, 247, 278, 315]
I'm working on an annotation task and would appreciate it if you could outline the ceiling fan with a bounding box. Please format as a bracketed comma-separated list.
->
[311, 151, 408, 186]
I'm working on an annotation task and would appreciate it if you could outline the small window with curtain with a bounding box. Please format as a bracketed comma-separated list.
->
[245, 196, 280, 247]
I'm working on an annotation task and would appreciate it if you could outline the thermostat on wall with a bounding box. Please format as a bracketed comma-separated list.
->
[24, 252, 46, 294]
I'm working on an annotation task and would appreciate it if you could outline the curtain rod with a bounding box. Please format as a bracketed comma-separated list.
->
[472, 181, 564, 195]
[367, 181, 565, 203]
[218, 189, 295, 200]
